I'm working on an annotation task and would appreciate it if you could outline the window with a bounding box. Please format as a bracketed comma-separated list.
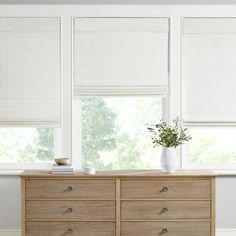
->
[181, 17, 236, 168]
[0, 128, 54, 164]
[80, 97, 163, 169]
[73, 17, 169, 170]
[184, 128, 236, 168]
[0, 17, 61, 169]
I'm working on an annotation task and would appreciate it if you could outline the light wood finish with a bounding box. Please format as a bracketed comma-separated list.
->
[26, 200, 115, 220]
[116, 179, 121, 236]
[121, 200, 210, 220]
[211, 178, 216, 236]
[26, 179, 116, 199]
[121, 221, 211, 236]
[121, 179, 211, 199]
[21, 178, 26, 236]
[20, 170, 215, 236]
[27, 222, 115, 236]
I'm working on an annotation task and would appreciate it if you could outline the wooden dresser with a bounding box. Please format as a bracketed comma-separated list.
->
[20, 170, 216, 236]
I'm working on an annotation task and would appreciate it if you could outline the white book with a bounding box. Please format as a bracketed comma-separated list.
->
[52, 171, 75, 175]
[52, 169, 74, 172]
[52, 164, 74, 171]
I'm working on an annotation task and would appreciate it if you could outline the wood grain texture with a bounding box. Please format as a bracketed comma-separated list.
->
[26, 200, 116, 220]
[21, 178, 26, 236]
[27, 222, 115, 236]
[116, 179, 121, 236]
[20, 171, 216, 236]
[26, 179, 116, 199]
[211, 178, 216, 236]
[121, 179, 211, 199]
[121, 200, 211, 220]
[121, 221, 211, 236]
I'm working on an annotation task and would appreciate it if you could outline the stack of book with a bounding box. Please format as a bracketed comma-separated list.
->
[52, 164, 74, 174]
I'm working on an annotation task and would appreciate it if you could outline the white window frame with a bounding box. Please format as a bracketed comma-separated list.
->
[1, 5, 236, 170]
[180, 15, 236, 170]
[73, 5, 236, 171]
[71, 15, 171, 170]
[0, 7, 71, 170]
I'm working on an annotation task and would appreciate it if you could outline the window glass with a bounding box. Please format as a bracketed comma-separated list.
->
[0, 128, 54, 163]
[189, 128, 236, 164]
[81, 97, 162, 169]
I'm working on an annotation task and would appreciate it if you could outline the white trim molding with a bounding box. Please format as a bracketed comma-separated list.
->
[0, 229, 236, 236]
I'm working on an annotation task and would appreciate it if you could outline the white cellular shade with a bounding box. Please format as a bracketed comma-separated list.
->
[73, 18, 169, 95]
[182, 17, 236, 125]
[74, 18, 169, 32]
[0, 18, 61, 126]
[183, 17, 236, 34]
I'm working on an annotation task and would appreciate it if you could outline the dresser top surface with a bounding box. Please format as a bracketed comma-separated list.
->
[20, 169, 216, 178]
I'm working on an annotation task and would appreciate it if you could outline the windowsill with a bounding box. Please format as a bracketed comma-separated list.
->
[1, 169, 236, 176]
[213, 170, 236, 176]
[0, 170, 23, 176]
[0, 163, 52, 174]
[0, 164, 52, 176]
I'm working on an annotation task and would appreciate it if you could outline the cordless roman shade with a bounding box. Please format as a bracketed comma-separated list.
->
[0, 17, 61, 126]
[73, 18, 169, 95]
[182, 17, 236, 125]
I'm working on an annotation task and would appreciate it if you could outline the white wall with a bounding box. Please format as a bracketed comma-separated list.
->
[0, 177, 21, 230]
[0, 176, 236, 231]
[216, 177, 236, 228]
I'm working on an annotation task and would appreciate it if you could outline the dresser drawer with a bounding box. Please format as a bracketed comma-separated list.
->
[121, 222, 210, 236]
[26, 200, 115, 220]
[27, 222, 115, 236]
[121, 179, 211, 199]
[26, 179, 116, 199]
[121, 200, 210, 220]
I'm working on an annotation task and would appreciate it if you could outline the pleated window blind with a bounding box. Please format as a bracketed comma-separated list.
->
[0, 17, 61, 126]
[73, 17, 169, 95]
[183, 17, 236, 125]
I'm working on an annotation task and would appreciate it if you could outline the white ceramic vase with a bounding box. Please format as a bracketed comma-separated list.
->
[160, 147, 178, 173]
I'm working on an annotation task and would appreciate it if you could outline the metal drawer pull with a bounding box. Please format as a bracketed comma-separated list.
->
[161, 207, 168, 214]
[66, 186, 73, 192]
[161, 186, 168, 192]
[159, 228, 168, 235]
[66, 228, 73, 234]
[66, 208, 73, 213]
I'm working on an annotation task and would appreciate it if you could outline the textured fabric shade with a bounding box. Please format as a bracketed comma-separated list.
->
[0, 17, 61, 126]
[182, 17, 236, 125]
[73, 17, 169, 96]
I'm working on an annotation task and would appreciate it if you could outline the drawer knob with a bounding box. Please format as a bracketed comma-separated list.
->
[66, 208, 73, 213]
[66, 186, 73, 192]
[66, 228, 73, 234]
[161, 186, 168, 192]
[159, 228, 168, 234]
[161, 207, 168, 214]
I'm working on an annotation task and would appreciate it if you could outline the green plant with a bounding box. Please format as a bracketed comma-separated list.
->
[147, 117, 191, 148]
